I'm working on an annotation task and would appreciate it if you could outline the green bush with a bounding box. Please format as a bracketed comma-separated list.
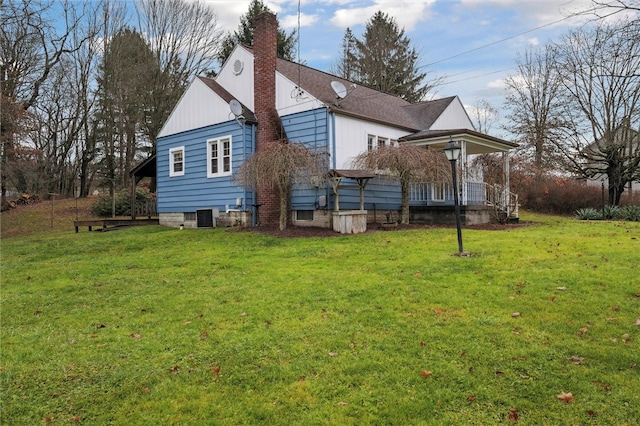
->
[620, 205, 640, 221]
[575, 207, 601, 220]
[603, 204, 622, 220]
[91, 188, 152, 217]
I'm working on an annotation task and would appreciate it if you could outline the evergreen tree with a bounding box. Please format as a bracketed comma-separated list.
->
[95, 28, 156, 196]
[348, 11, 428, 102]
[216, 0, 297, 67]
[330, 28, 359, 81]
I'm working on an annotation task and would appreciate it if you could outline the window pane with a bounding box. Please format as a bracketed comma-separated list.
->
[368, 135, 375, 151]
[223, 140, 231, 172]
[211, 143, 218, 174]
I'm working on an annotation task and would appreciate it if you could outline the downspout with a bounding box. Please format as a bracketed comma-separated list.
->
[329, 110, 337, 211]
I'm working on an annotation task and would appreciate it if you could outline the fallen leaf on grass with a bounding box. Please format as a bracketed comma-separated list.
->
[420, 370, 433, 378]
[577, 327, 588, 336]
[495, 371, 505, 376]
[200, 331, 209, 340]
[511, 312, 521, 318]
[129, 333, 141, 339]
[557, 391, 574, 403]
[328, 352, 338, 357]
[586, 410, 597, 417]
[337, 401, 348, 406]
[240, 312, 247, 317]
[467, 395, 476, 402]
[211, 366, 221, 375]
[634, 318, 640, 326]
[168, 365, 180, 373]
[183, 321, 192, 326]
[508, 407, 519, 422]
[569, 356, 585, 365]
[556, 286, 567, 291]
[141, 387, 151, 393]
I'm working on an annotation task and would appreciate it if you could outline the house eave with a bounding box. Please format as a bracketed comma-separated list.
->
[327, 106, 420, 133]
[399, 129, 518, 154]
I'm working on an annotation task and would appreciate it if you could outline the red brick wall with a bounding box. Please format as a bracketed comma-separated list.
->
[253, 12, 281, 226]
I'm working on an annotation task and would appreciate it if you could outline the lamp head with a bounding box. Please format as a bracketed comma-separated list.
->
[443, 140, 461, 161]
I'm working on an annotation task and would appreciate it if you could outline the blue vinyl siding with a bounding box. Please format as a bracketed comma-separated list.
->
[283, 108, 404, 211]
[282, 108, 331, 209]
[157, 121, 255, 213]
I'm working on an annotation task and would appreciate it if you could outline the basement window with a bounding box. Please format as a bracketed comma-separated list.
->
[296, 210, 314, 221]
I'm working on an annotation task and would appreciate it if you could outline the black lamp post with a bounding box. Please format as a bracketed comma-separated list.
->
[443, 140, 464, 255]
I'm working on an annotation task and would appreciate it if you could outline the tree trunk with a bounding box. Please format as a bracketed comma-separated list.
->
[278, 185, 288, 231]
[400, 180, 410, 224]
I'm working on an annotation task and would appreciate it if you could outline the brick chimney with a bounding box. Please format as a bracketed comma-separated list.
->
[253, 11, 281, 227]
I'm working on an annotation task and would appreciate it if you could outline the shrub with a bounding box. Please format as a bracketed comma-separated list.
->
[603, 204, 622, 220]
[619, 205, 640, 221]
[91, 188, 152, 217]
[575, 207, 601, 220]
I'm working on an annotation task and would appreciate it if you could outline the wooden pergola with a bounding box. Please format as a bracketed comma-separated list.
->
[327, 169, 376, 211]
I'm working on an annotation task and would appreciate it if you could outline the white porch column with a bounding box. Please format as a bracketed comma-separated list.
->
[461, 140, 468, 205]
[502, 151, 510, 197]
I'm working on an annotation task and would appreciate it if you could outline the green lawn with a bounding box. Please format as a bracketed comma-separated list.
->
[1, 212, 639, 425]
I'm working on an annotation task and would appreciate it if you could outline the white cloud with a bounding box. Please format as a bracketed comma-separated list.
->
[330, 0, 436, 31]
[280, 12, 320, 30]
[528, 37, 539, 46]
[487, 78, 506, 90]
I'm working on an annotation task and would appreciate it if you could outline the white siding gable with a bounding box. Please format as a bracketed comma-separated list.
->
[215, 46, 255, 111]
[276, 73, 322, 116]
[158, 78, 234, 138]
[429, 96, 475, 131]
[334, 115, 410, 169]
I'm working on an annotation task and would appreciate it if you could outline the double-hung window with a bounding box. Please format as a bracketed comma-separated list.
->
[169, 147, 185, 177]
[207, 136, 232, 177]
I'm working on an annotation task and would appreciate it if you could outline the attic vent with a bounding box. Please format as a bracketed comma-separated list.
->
[233, 60, 244, 75]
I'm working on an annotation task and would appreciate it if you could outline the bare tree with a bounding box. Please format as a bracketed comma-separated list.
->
[234, 140, 328, 230]
[0, 0, 89, 208]
[553, 20, 640, 205]
[503, 44, 567, 173]
[352, 144, 450, 224]
[135, 0, 224, 147]
[470, 98, 499, 134]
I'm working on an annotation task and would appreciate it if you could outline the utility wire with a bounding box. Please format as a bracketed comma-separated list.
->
[425, 14, 575, 67]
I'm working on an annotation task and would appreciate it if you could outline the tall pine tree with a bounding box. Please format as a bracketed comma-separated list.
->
[335, 11, 431, 103]
[216, 0, 296, 67]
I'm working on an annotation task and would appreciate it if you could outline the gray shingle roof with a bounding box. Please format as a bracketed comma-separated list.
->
[275, 58, 455, 132]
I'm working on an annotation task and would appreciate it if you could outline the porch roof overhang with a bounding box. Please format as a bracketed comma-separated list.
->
[130, 154, 156, 181]
[399, 129, 518, 155]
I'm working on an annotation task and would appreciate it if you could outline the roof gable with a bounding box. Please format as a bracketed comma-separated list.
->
[157, 76, 254, 139]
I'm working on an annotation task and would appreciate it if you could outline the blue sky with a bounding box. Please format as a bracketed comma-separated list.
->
[205, 0, 637, 135]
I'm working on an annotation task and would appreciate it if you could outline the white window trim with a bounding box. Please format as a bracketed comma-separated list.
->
[432, 182, 446, 202]
[207, 136, 232, 178]
[169, 146, 185, 177]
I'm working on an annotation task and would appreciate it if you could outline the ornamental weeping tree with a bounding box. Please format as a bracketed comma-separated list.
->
[234, 140, 328, 231]
[352, 144, 450, 224]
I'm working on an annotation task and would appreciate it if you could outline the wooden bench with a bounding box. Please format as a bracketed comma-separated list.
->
[74, 220, 106, 232]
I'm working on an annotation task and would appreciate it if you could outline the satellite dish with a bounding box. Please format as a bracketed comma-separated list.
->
[331, 81, 348, 99]
[229, 99, 242, 117]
